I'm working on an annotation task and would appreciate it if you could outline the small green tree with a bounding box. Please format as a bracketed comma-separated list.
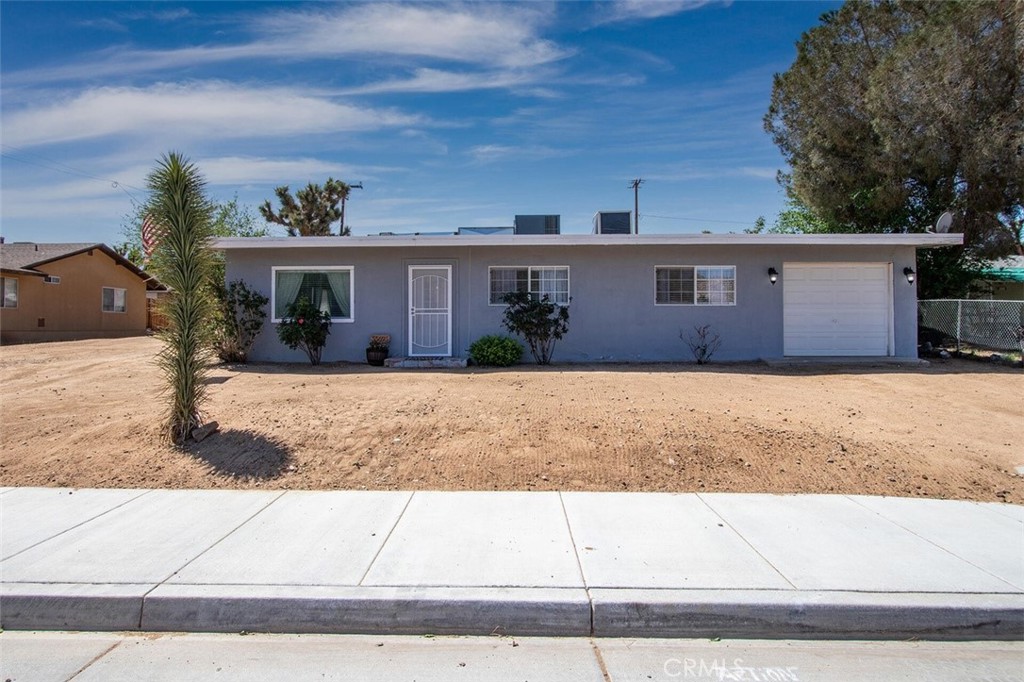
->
[214, 280, 269, 363]
[501, 291, 570, 365]
[748, 198, 833, 235]
[113, 241, 145, 266]
[277, 297, 332, 365]
[146, 152, 215, 445]
[260, 179, 351, 236]
[120, 195, 268, 274]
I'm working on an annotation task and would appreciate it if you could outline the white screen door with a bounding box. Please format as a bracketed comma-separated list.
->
[408, 266, 452, 356]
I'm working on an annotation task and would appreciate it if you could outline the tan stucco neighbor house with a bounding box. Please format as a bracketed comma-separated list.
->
[0, 242, 165, 344]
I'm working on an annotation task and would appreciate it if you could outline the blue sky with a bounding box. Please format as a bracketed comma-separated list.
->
[0, 1, 839, 243]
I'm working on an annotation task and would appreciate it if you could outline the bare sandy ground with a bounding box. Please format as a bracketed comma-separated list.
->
[1, 337, 1020, 502]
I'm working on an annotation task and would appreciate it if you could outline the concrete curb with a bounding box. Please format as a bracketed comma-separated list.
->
[590, 589, 1024, 641]
[141, 586, 592, 636]
[4, 584, 1023, 640]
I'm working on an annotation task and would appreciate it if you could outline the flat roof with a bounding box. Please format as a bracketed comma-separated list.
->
[215, 233, 963, 250]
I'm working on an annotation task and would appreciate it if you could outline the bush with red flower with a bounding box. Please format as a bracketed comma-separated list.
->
[276, 297, 332, 365]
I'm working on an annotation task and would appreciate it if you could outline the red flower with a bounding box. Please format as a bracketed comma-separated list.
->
[297, 318, 304, 325]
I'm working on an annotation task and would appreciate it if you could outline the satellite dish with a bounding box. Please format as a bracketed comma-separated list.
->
[934, 212, 954, 233]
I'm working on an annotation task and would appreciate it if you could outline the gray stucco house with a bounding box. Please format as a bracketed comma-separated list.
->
[216, 232, 962, 363]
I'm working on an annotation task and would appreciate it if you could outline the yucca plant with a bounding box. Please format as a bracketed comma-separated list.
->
[147, 152, 215, 445]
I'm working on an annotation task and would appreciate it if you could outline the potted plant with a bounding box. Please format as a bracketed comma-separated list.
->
[366, 334, 390, 366]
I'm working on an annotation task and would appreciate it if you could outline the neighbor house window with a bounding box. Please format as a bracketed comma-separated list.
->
[489, 266, 570, 305]
[102, 287, 127, 313]
[656, 266, 736, 305]
[1, 277, 18, 308]
[272, 267, 353, 322]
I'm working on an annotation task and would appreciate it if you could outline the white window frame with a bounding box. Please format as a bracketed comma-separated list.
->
[271, 265, 355, 323]
[654, 265, 737, 306]
[1, 276, 18, 309]
[488, 266, 570, 306]
[101, 286, 127, 313]
[43, 275, 61, 285]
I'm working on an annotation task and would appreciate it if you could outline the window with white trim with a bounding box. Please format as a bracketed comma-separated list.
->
[102, 286, 127, 313]
[489, 266, 570, 305]
[656, 266, 735, 305]
[1, 277, 18, 308]
[272, 267, 353, 322]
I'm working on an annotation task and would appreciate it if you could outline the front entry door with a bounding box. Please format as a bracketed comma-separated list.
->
[408, 265, 452, 356]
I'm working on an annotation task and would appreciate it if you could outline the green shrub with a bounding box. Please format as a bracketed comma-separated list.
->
[501, 291, 570, 365]
[214, 280, 268, 363]
[469, 335, 524, 367]
[276, 297, 331, 365]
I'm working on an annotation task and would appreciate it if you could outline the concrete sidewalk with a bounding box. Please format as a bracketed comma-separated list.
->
[1, 488, 1021, 640]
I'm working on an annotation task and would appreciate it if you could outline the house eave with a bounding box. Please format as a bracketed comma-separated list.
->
[1, 267, 46, 277]
[213, 233, 963, 250]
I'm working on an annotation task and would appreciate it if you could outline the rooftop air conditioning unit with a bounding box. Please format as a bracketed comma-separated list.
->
[593, 211, 632, 235]
[514, 215, 560, 235]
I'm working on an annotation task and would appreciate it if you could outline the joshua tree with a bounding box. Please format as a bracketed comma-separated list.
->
[147, 152, 215, 444]
[260, 179, 350, 236]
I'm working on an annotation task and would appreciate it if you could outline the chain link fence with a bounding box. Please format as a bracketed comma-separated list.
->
[919, 299, 1024, 351]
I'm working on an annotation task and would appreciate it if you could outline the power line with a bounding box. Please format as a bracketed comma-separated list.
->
[0, 144, 146, 203]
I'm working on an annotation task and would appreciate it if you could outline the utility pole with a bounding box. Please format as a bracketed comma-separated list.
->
[339, 182, 363, 235]
[629, 178, 644, 234]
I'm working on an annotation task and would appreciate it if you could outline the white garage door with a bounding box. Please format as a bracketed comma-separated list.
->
[784, 263, 892, 356]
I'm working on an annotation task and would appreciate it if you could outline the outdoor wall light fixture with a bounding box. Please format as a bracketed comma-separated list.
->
[903, 267, 916, 284]
[768, 267, 779, 285]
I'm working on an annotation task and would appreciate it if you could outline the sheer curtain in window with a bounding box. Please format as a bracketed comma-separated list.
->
[275, 271, 304, 318]
[325, 271, 350, 318]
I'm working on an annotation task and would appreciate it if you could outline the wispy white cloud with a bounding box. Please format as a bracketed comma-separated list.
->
[4, 4, 568, 86]
[3, 82, 422, 148]
[256, 3, 568, 69]
[467, 144, 565, 164]
[644, 164, 778, 182]
[340, 67, 545, 96]
[77, 18, 129, 33]
[592, 0, 721, 26]
[107, 155, 381, 188]
[738, 166, 778, 180]
[120, 8, 193, 23]
[78, 7, 193, 32]
[196, 156, 359, 186]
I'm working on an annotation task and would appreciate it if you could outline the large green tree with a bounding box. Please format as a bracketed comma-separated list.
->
[765, 1, 1023, 296]
[259, 179, 351, 236]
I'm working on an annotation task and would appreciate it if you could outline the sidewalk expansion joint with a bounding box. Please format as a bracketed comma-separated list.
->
[357, 490, 416, 586]
[845, 495, 1024, 592]
[0, 489, 153, 563]
[696, 492, 799, 590]
[137, 490, 288, 628]
[557, 492, 595, 636]
[589, 637, 613, 682]
[66, 640, 123, 681]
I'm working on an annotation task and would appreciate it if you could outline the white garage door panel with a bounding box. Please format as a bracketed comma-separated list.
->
[784, 263, 891, 356]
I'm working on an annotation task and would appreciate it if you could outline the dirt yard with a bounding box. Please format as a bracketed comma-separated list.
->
[1, 337, 1020, 502]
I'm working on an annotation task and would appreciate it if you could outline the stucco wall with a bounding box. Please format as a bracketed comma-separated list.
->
[0, 249, 148, 343]
[225, 243, 921, 363]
